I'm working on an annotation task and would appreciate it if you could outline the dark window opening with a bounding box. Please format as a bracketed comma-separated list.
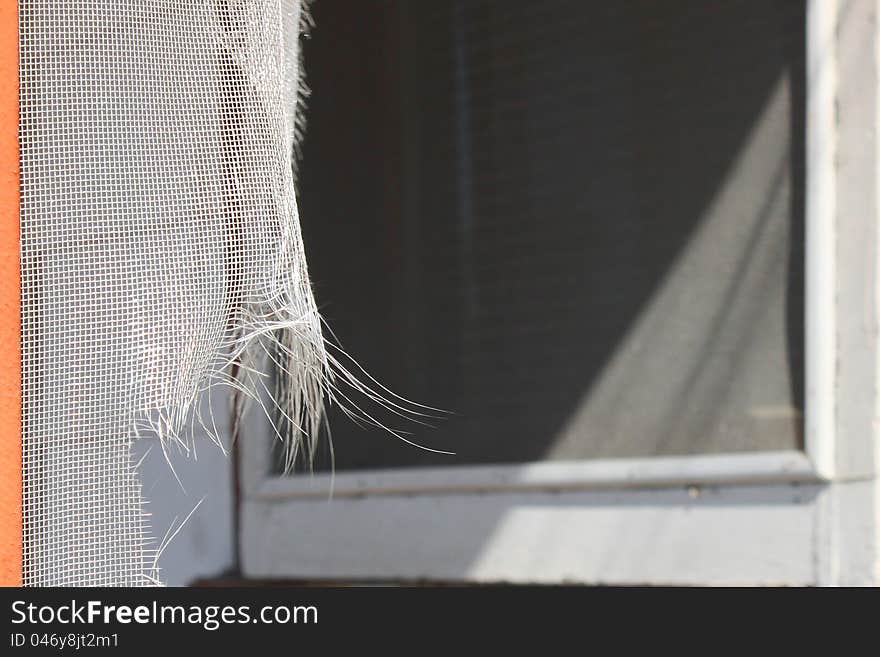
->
[288, 0, 806, 471]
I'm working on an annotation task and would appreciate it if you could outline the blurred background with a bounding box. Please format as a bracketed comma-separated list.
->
[138, 0, 880, 586]
[297, 0, 805, 468]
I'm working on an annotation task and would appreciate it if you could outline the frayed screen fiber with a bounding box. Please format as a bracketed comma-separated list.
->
[19, 0, 327, 586]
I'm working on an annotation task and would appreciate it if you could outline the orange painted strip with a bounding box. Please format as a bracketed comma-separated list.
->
[0, 1, 21, 586]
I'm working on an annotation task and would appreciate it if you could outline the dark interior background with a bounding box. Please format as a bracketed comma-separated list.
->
[290, 0, 806, 471]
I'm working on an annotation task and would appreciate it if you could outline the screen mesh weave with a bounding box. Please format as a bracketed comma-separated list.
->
[19, 0, 324, 586]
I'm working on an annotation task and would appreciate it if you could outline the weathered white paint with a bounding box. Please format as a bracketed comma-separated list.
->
[833, 0, 880, 481]
[242, 482, 827, 585]
[821, 0, 880, 584]
[252, 451, 819, 500]
[818, 478, 879, 585]
[805, 0, 838, 479]
[875, 0, 880, 586]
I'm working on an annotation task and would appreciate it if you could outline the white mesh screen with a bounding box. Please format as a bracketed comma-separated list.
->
[19, 0, 325, 586]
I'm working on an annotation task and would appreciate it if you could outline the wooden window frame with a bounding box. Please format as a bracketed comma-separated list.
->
[238, 0, 880, 585]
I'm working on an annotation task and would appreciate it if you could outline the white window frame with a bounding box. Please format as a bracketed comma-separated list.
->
[239, 0, 880, 585]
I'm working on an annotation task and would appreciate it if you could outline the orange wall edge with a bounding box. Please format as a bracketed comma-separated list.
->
[0, 1, 22, 587]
